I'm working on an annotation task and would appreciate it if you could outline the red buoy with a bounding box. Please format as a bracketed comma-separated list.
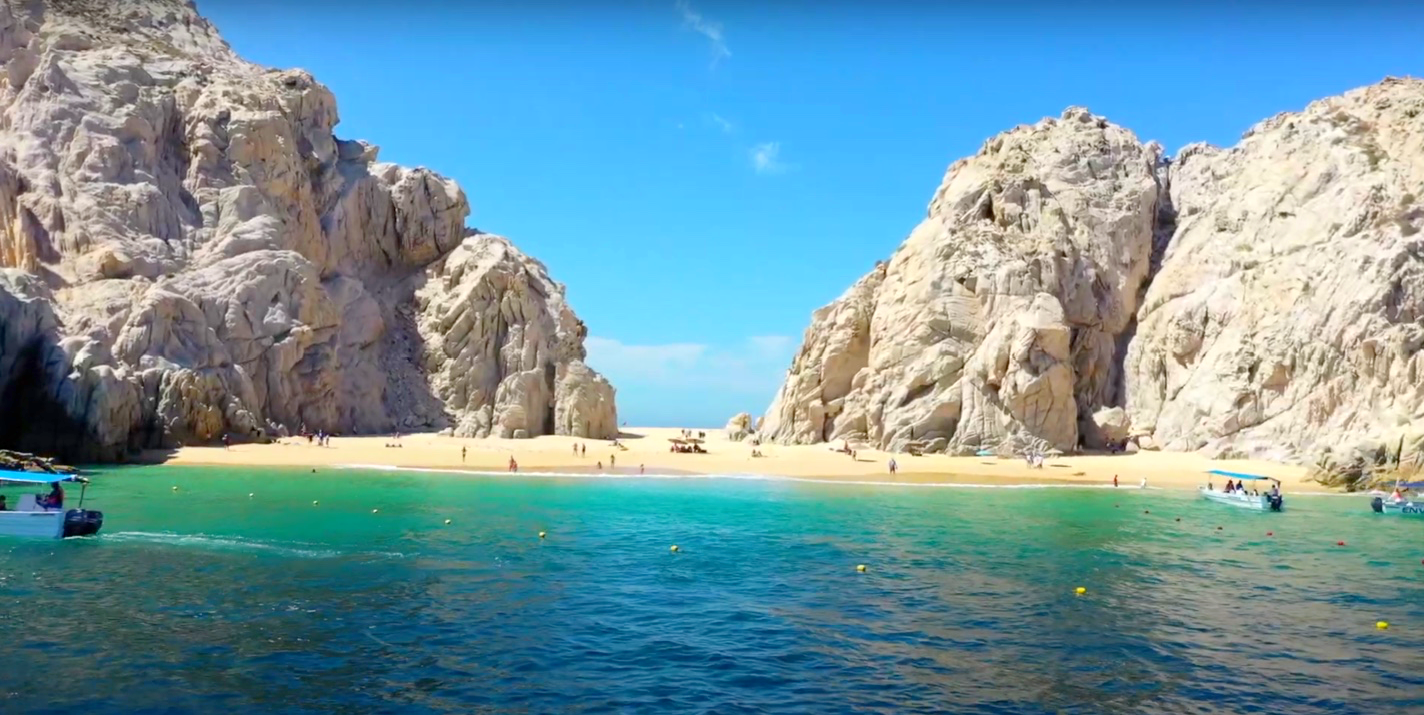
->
[1337, 541, 1346, 546]
[1266, 532, 1273, 536]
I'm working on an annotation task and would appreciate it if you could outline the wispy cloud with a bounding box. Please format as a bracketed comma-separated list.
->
[750, 142, 788, 174]
[675, 0, 730, 68]
[707, 112, 734, 133]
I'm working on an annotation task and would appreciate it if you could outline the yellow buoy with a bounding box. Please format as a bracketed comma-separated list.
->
[1377, 621, 1390, 630]
[1075, 587, 1087, 595]
[670, 545, 680, 552]
[371, 508, 379, 514]
[856, 564, 867, 572]
[538, 531, 547, 539]
[444, 519, 452, 525]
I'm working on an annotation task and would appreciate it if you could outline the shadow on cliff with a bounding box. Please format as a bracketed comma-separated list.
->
[0, 338, 94, 463]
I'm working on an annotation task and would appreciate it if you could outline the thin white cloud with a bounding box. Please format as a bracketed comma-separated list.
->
[750, 141, 788, 174]
[675, 0, 731, 68]
[708, 113, 734, 133]
[585, 335, 796, 393]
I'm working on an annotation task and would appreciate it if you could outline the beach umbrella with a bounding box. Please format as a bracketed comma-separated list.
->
[668, 438, 686, 444]
[685, 438, 704, 444]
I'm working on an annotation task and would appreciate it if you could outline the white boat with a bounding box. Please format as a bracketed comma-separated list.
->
[1371, 498, 1424, 516]
[1202, 470, 1284, 512]
[1369, 481, 1424, 516]
[0, 471, 104, 539]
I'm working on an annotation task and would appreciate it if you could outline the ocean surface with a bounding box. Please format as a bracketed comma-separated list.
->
[3, 466, 1423, 715]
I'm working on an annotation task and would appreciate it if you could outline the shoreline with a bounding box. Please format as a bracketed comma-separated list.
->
[139, 426, 1334, 494]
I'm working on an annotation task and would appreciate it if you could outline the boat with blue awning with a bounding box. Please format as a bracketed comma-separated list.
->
[0, 469, 104, 539]
[1201, 469, 1284, 512]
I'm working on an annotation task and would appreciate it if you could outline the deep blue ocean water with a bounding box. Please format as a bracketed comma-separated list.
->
[2, 466, 1423, 714]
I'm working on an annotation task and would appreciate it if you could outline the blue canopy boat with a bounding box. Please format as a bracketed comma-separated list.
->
[0, 469, 104, 538]
[1201, 470, 1284, 512]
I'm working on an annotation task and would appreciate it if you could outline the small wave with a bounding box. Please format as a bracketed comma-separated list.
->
[335, 464, 1147, 490]
[101, 531, 404, 559]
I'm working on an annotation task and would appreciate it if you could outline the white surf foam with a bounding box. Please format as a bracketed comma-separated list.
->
[102, 530, 405, 559]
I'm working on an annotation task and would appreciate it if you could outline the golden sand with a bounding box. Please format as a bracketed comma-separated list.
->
[156, 426, 1323, 491]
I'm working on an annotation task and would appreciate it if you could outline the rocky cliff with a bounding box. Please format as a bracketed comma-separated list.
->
[764, 78, 1424, 463]
[0, 0, 616, 461]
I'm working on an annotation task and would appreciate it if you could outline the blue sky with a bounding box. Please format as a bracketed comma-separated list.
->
[199, 0, 1423, 427]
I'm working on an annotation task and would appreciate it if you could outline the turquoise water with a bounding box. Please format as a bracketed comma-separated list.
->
[3, 466, 1423, 714]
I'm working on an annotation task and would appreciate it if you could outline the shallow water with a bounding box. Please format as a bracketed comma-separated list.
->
[2, 466, 1422, 714]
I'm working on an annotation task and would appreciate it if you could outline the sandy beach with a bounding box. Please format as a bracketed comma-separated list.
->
[154, 427, 1323, 491]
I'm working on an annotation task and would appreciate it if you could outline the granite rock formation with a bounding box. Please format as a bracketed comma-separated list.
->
[762, 107, 1166, 455]
[0, 0, 616, 461]
[764, 78, 1424, 463]
[1124, 78, 1424, 462]
[724, 411, 752, 441]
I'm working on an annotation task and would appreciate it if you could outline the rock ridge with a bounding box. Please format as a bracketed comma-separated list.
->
[764, 78, 1424, 463]
[0, 0, 617, 461]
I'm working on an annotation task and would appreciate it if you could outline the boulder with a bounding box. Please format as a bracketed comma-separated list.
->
[725, 412, 752, 441]
[1091, 407, 1131, 446]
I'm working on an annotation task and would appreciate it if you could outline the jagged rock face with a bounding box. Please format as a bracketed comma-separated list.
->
[414, 237, 616, 439]
[767, 78, 1424, 462]
[725, 411, 751, 441]
[762, 108, 1165, 453]
[0, 0, 616, 460]
[1124, 78, 1424, 461]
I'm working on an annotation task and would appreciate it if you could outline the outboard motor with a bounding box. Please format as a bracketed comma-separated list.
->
[62, 509, 104, 537]
[1268, 494, 1284, 512]
[1371, 496, 1385, 513]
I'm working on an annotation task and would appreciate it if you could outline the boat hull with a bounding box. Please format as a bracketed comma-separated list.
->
[1200, 488, 1282, 511]
[0, 510, 64, 538]
[1370, 497, 1424, 516]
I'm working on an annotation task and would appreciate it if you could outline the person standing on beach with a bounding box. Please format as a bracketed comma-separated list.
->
[1113, 474, 1118, 488]
[888, 458, 897, 474]
[461, 446, 467, 463]
[1140, 476, 1147, 489]
[596, 460, 603, 470]
[508, 456, 518, 473]
[639, 464, 645, 474]
[222, 433, 230, 450]
[610, 454, 616, 469]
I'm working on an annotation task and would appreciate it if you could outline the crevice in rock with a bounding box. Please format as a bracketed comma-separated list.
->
[1110, 156, 1177, 409]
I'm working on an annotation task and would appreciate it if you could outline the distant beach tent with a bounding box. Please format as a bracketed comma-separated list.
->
[1206, 469, 1281, 484]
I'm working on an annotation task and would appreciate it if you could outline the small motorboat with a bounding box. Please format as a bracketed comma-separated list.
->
[1369, 480, 1424, 516]
[1201, 470, 1284, 512]
[0, 470, 104, 539]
